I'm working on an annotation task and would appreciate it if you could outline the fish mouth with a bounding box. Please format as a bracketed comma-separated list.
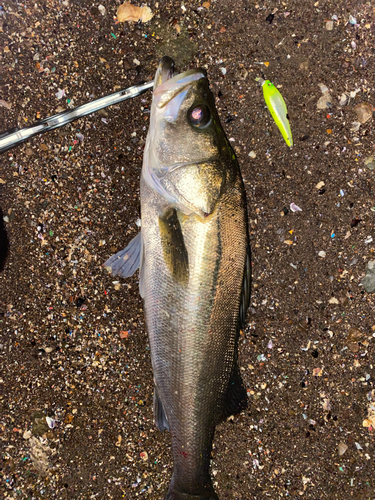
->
[153, 56, 176, 90]
[153, 57, 206, 107]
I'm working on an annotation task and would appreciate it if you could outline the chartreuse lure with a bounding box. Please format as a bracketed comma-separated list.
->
[256, 78, 293, 147]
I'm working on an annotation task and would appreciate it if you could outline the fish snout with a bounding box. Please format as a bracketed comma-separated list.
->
[154, 56, 176, 90]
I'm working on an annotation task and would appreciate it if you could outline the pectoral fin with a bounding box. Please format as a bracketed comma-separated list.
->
[158, 208, 189, 284]
[103, 231, 142, 278]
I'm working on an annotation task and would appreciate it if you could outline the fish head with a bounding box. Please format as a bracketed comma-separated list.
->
[143, 57, 233, 219]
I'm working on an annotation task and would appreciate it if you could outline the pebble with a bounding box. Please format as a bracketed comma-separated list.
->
[98, 4, 106, 16]
[23, 430, 32, 440]
[116, 3, 154, 23]
[348, 342, 359, 353]
[362, 261, 375, 293]
[290, 202, 302, 212]
[354, 102, 373, 124]
[317, 83, 331, 109]
[347, 327, 365, 343]
[338, 442, 348, 456]
[318, 251, 326, 258]
[364, 156, 375, 171]
[339, 93, 348, 106]
[326, 20, 333, 31]
[317, 94, 332, 110]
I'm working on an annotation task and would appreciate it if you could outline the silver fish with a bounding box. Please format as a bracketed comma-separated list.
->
[104, 56, 251, 500]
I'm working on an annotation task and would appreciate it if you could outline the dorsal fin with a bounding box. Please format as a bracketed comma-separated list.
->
[239, 245, 251, 329]
[216, 244, 251, 423]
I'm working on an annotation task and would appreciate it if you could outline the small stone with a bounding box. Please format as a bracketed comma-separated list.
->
[23, 430, 32, 440]
[339, 93, 348, 106]
[338, 442, 348, 456]
[322, 398, 331, 411]
[117, 3, 153, 23]
[0, 99, 12, 110]
[354, 102, 373, 124]
[362, 261, 375, 293]
[290, 202, 302, 212]
[316, 181, 325, 189]
[364, 156, 375, 171]
[329, 297, 339, 304]
[313, 368, 323, 377]
[98, 4, 106, 15]
[248, 151, 256, 158]
[280, 207, 289, 216]
[46, 416, 56, 429]
[317, 94, 332, 110]
[326, 20, 333, 30]
[318, 83, 329, 94]
[351, 121, 361, 132]
[347, 327, 364, 343]
[318, 251, 326, 258]
[363, 419, 374, 428]
[348, 342, 359, 353]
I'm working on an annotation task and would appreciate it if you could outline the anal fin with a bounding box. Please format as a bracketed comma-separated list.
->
[153, 386, 169, 432]
[217, 364, 248, 424]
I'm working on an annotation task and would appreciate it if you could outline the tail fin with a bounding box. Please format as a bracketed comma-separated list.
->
[166, 478, 219, 499]
[166, 491, 219, 500]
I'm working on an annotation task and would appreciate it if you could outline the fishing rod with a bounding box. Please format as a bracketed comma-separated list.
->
[0, 80, 154, 154]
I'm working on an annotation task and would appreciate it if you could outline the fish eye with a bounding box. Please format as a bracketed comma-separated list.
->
[188, 104, 211, 128]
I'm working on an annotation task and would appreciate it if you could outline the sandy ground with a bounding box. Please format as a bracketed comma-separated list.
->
[1, 0, 375, 498]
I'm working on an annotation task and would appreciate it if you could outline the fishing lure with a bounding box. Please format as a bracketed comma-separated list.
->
[256, 77, 293, 147]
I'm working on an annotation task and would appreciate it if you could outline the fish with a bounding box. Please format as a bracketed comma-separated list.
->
[256, 77, 293, 147]
[104, 56, 251, 499]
